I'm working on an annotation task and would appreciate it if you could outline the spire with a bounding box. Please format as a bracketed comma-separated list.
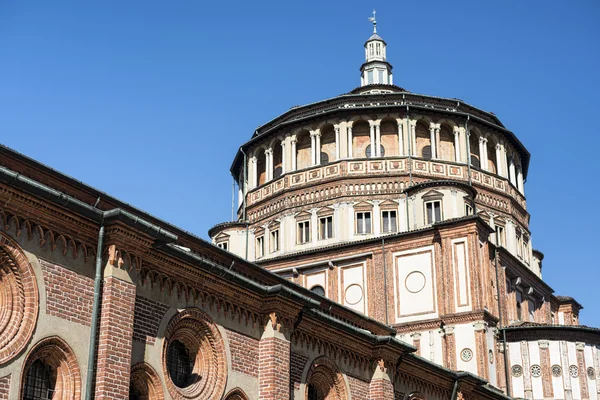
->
[368, 9, 377, 34]
[360, 10, 393, 87]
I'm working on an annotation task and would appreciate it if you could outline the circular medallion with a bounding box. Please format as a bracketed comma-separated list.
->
[344, 284, 363, 305]
[531, 364, 542, 378]
[569, 365, 578, 378]
[587, 367, 595, 380]
[405, 271, 426, 294]
[460, 348, 473, 362]
[552, 365, 562, 377]
[511, 365, 523, 377]
[488, 349, 494, 364]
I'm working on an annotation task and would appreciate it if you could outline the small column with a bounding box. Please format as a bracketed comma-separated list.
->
[453, 127, 461, 162]
[251, 156, 258, 188]
[509, 158, 517, 187]
[397, 120, 404, 156]
[429, 123, 437, 159]
[347, 124, 353, 158]
[375, 124, 381, 156]
[290, 136, 297, 171]
[281, 141, 287, 174]
[479, 137, 488, 170]
[495, 143, 503, 176]
[369, 123, 376, 157]
[334, 125, 340, 160]
[265, 148, 273, 181]
[310, 132, 316, 165]
[369, 360, 395, 400]
[434, 124, 441, 159]
[315, 130, 321, 165]
[410, 120, 417, 156]
[259, 313, 291, 400]
[517, 166, 525, 195]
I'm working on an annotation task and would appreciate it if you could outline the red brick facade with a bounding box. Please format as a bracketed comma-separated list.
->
[94, 276, 136, 400]
[258, 336, 290, 400]
[0, 375, 10, 400]
[227, 328, 259, 378]
[132, 295, 168, 345]
[40, 258, 94, 326]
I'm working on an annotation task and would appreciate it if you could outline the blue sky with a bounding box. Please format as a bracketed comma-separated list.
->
[1, 1, 598, 326]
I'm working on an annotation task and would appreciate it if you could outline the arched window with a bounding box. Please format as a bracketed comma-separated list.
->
[320, 152, 330, 165]
[365, 144, 385, 158]
[308, 383, 319, 400]
[310, 285, 325, 296]
[23, 359, 55, 400]
[167, 339, 195, 388]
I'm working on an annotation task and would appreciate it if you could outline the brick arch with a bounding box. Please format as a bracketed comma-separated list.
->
[20, 336, 81, 400]
[162, 308, 227, 400]
[130, 362, 165, 400]
[0, 232, 39, 364]
[304, 356, 348, 400]
[224, 388, 250, 400]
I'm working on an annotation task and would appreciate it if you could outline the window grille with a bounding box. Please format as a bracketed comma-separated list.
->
[23, 359, 54, 400]
[167, 340, 194, 388]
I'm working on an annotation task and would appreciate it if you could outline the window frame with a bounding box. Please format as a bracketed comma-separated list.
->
[318, 215, 334, 240]
[216, 241, 228, 251]
[355, 211, 372, 234]
[297, 220, 311, 244]
[256, 235, 265, 258]
[270, 229, 280, 253]
[424, 200, 442, 225]
[381, 209, 397, 233]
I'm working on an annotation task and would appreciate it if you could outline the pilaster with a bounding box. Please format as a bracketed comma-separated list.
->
[259, 313, 291, 400]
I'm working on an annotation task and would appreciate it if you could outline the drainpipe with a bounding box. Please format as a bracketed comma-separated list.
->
[450, 378, 459, 400]
[494, 229, 511, 397]
[84, 219, 105, 400]
[240, 147, 249, 260]
[381, 238, 389, 325]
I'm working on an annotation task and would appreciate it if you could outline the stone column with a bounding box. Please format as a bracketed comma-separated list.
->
[434, 124, 441, 159]
[334, 125, 340, 160]
[290, 136, 297, 171]
[369, 360, 395, 400]
[453, 127, 461, 162]
[95, 246, 136, 400]
[369, 123, 376, 157]
[259, 313, 290, 400]
[429, 123, 437, 159]
[265, 148, 273, 181]
[509, 158, 517, 187]
[473, 321, 489, 380]
[496, 143, 503, 176]
[281, 141, 287, 174]
[250, 156, 258, 188]
[310, 132, 316, 165]
[375, 124, 381, 157]
[397, 120, 404, 156]
[479, 137, 488, 170]
[347, 124, 353, 158]
[410, 120, 417, 156]
[517, 166, 525, 195]
[315, 130, 321, 165]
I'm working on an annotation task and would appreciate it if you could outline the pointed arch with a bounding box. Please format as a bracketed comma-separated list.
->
[224, 388, 250, 400]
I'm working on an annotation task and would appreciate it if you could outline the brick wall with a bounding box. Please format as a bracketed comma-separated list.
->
[258, 337, 290, 400]
[226, 329, 259, 377]
[0, 375, 10, 400]
[40, 259, 94, 326]
[348, 375, 369, 399]
[290, 351, 308, 391]
[132, 296, 168, 345]
[95, 276, 136, 400]
[369, 378, 395, 400]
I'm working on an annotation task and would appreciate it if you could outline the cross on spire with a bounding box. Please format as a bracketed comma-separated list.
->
[368, 9, 377, 34]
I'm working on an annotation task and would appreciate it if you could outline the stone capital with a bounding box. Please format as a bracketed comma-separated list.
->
[473, 320, 487, 331]
[538, 340, 549, 349]
[410, 332, 422, 340]
[444, 325, 456, 335]
[576, 342, 586, 351]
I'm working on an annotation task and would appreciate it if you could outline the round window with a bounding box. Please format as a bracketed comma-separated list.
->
[587, 367, 596, 379]
[552, 365, 562, 377]
[511, 365, 523, 377]
[166, 340, 195, 388]
[530, 364, 542, 378]
[460, 348, 473, 362]
[310, 285, 326, 296]
[569, 365, 579, 378]
[488, 349, 494, 364]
